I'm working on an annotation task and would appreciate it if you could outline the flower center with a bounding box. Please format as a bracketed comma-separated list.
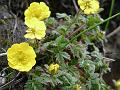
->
[27, 28, 36, 35]
[31, 29, 36, 33]
[17, 50, 24, 60]
[85, 1, 92, 9]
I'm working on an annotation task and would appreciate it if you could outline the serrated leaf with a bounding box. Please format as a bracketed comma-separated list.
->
[56, 13, 68, 19]
[25, 79, 43, 90]
[87, 15, 101, 27]
[45, 17, 56, 26]
[56, 51, 70, 62]
[69, 44, 82, 58]
[61, 52, 70, 60]
[57, 25, 68, 36]
[68, 59, 78, 65]
[55, 36, 68, 49]
[56, 52, 64, 61]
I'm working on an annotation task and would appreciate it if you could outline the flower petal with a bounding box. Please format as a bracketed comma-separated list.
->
[7, 42, 36, 72]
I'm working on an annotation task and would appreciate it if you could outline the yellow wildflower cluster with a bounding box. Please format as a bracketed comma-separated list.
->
[48, 63, 60, 75]
[7, 42, 36, 72]
[6, 2, 51, 72]
[78, 0, 99, 14]
[24, 2, 51, 40]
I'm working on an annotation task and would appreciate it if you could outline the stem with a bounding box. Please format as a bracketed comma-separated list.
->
[104, 0, 115, 31]
[0, 53, 7, 57]
[66, 24, 85, 39]
[70, 12, 120, 42]
[62, 12, 120, 50]
[72, 0, 79, 13]
[0, 72, 20, 89]
[106, 26, 120, 38]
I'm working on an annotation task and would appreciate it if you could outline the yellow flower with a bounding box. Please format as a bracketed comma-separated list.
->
[24, 18, 46, 39]
[48, 63, 60, 75]
[78, 0, 99, 14]
[116, 80, 120, 90]
[7, 42, 36, 72]
[24, 2, 51, 21]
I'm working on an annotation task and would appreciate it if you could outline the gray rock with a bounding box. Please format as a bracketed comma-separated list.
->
[0, 5, 26, 53]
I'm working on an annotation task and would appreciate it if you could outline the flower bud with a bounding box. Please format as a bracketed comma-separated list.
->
[48, 63, 59, 75]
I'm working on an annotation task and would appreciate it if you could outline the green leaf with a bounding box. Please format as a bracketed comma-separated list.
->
[61, 86, 73, 90]
[69, 44, 87, 59]
[79, 60, 95, 76]
[56, 13, 70, 20]
[87, 15, 101, 27]
[56, 51, 70, 61]
[25, 79, 43, 90]
[56, 52, 64, 61]
[68, 58, 78, 65]
[45, 17, 56, 26]
[43, 41, 54, 48]
[60, 52, 70, 60]
[55, 35, 68, 49]
[57, 25, 68, 36]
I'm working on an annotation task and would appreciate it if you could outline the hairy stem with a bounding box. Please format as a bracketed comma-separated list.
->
[62, 12, 120, 50]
